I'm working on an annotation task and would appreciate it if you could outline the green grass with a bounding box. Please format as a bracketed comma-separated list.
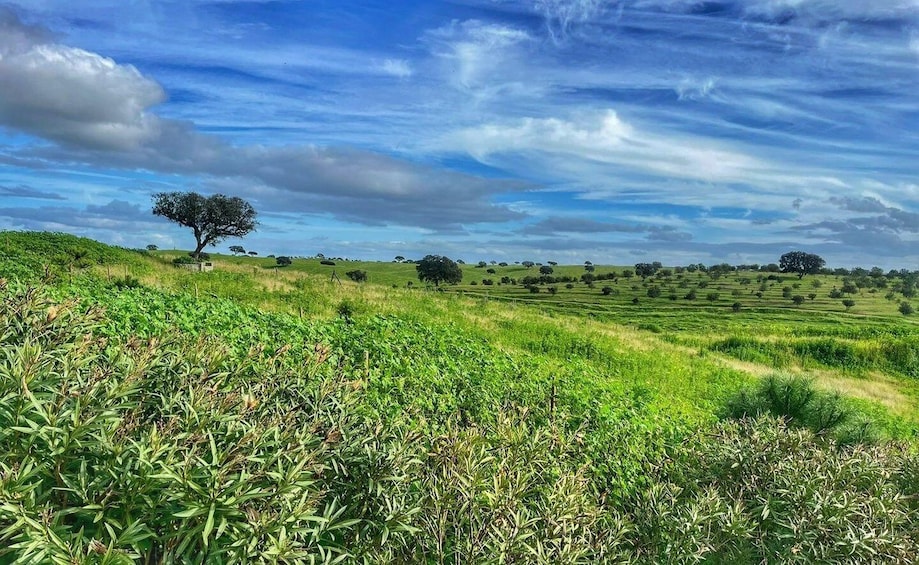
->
[3, 231, 919, 562]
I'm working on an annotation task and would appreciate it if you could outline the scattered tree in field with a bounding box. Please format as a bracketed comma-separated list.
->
[276, 256, 292, 267]
[229, 245, 246, 255]
[647, 286, 662, 298]
[320, 259, 335, 266]
[808, 293, 817, 301]
[601, 286, 613, 295]
[539, 265, 554, 275]
[547, 261, 558, 266]
[152, 192, 257, 258]
[842, 299, 855, 311]
[394, 255, 405, 263]
[416, 255, 463, 286]
[732, 302, 743, 312]
[635, 263, 659, 279]
[779, 251, 825, 279]
[247, 251, 258, 256]
[706, 292, 720, 302]
[900, 302, 914, 316]
[486, 268, 496, 274]
[476, 261, 487, 268]
[521, 261, 535, 269]
[584, 264, 596, 273]
[146, 244, 158, 251]
[346, 270, 368, 283]
[547, 286, 558, 295]
[792, 295, 806, 306]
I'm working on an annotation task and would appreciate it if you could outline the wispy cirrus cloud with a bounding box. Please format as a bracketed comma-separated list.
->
[1, 0, 917, 267]
[0, 184, 65, 200]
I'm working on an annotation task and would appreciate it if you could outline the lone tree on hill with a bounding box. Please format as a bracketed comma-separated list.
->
[152, 191, 257, 259]
[779, 251, 825, 279]
[229, 245, 246, 255]
[416, 255, 463, 286]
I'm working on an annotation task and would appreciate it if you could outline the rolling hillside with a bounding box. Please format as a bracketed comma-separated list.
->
[2, 231, 919, 563]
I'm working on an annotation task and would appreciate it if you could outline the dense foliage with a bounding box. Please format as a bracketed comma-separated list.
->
[3, 281, 919, 563]
[152, 192, 257, 258]
[2, 232, 919, 563]
[415, 255, 463, 286]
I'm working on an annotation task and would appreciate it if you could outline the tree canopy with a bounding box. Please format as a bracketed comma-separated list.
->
[416, 255, 463, 286]
[634, 263, 659, 278]
[779, 251, 825, 279]
[152, 192, 257, 258]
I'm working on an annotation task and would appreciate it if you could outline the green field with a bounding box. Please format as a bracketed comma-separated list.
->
[2, 232, 919, 563]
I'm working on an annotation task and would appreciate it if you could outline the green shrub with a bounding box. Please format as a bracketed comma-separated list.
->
[723, 374, 864, 439]
[110, 275, 143, 290]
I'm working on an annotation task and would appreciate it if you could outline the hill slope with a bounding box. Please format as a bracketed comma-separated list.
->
[2, 231, 919, 562]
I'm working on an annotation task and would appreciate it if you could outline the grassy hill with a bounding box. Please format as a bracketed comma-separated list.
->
[2, 231, 919, 562]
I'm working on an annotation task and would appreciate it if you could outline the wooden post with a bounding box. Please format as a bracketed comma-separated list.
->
[550, 382, 557, 418]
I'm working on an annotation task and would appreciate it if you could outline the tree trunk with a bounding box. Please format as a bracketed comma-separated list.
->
[192, 240, 206, 259]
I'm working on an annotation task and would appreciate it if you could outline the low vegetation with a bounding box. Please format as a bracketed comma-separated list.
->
[2, 232, 919, 563]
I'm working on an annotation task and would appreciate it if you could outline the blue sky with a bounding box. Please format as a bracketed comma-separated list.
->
[0, 0, 917, 267]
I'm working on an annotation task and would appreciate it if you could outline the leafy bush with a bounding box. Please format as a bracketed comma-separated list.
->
[172, 255, 198, 265]
[900, 302, 914, 316]
[635, 418, 917, 563]
[110, 275, 144, 290]
[346, 269, 368, 282]
[320, 259, 336, 266]
[723, 374, 867, 439]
